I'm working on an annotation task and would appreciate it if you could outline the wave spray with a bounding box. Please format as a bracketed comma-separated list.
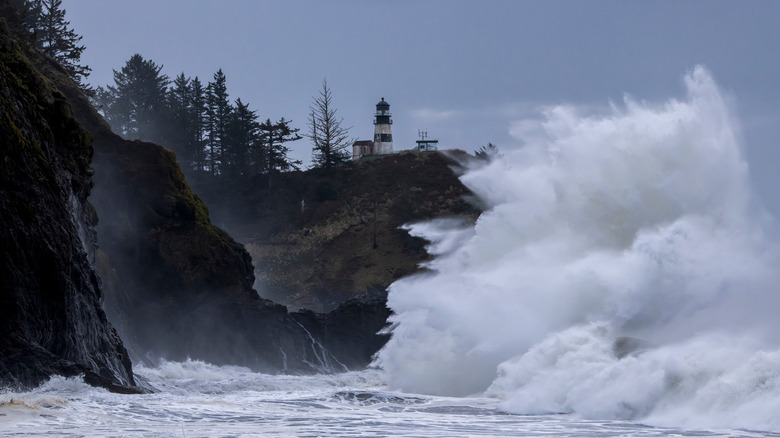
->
[376, 67, 780, 430]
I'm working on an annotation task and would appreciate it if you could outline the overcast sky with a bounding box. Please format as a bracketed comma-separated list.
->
[64, 1, 780, 216]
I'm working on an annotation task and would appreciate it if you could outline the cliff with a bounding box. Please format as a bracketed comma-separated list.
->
[291, 295, 392, 370]
[1, 9, 479, 377]
[87, 137, 336, 372]
[39, 42, 345, 374]
[198, 150, 481, 313]
[0, 20, 135, 391]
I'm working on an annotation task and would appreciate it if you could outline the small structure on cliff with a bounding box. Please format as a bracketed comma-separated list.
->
[352, 98, 394, 160]
[415, 130, 438, 152]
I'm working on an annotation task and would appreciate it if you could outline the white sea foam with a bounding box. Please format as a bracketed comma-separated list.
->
[376, 66, 780, 431]
[2, 363, 769, 436]
[135, 358, 385, 395]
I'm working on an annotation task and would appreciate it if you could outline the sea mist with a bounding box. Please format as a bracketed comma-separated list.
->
[376, 67, 780, 430]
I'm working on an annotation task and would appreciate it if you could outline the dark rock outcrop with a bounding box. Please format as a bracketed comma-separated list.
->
[46, 44, 339, 374]
[292, 295, 392, 370]
[0, 19, 135, 391]
[84, 128, 338, 374]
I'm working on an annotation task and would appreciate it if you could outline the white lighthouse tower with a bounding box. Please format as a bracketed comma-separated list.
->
[373, 97, 393, 154]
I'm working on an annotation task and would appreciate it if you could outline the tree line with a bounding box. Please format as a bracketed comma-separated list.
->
[92, 55, 306, 184]
[2, 0, 355, 186]
[91, 55, 359, 187]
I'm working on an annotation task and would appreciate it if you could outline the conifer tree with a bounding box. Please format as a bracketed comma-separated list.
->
[206, 69, 231, 175]
[223, 98, 260, 179]
[308, 78, 353, 169]
[91, 84, 113, 119]
[18, 0, 42, 36]
[98, 54, 170, 143]
[189, 77, 208, 174]
[474, 143, 502, 161]
[27, 0, 91, 90]
[166, 73, 192, 164]
[259, 118, 302, 187]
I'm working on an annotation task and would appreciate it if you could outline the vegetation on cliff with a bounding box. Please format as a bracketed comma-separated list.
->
[92, 55, 303, 183]
[1, 0, 91, 90]
[307, 78, 353, 169]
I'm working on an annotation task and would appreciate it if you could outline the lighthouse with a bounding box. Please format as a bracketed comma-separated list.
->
[373, 97, 393, 154]
[352, 97, 396, 160]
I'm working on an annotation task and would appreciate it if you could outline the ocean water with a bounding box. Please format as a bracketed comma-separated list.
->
[4, 67, 780, 437]
[1, 360, 776, 437]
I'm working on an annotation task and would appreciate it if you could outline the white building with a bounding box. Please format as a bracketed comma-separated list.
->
[353, 98, 394, 160]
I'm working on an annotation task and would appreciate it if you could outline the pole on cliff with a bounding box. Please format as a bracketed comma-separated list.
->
[372, 201, 378, 249]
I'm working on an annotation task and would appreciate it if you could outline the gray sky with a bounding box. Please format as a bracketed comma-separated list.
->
[64, 1, 780, 216]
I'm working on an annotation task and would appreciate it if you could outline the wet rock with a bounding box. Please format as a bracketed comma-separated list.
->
[0, 20, 135, 392]
[292, 294, 392, 370]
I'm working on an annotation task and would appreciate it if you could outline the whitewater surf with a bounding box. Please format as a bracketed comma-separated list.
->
[1, 360, 774, 437]
[377, 66, 780, 432]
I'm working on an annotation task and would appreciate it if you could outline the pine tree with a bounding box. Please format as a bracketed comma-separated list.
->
[205, 69, 231, 175]
[90, 84, 113, 119]
[166, 73, 192, 164]
[223, 98, 260, 179]
[1, 0, 40, 43]
[100, 54, 170, 143]
[189, 77, 208, 174]
[474, 143, 502, 161]
[308, 78, 353, 169]
[258, 117, 302, 187]
[28, 0, 91, 90]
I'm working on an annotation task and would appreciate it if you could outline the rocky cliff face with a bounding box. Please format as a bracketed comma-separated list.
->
[40, 46, 344, 374]
[188, 151, 481, 368]
[0, 20, 135, 391]
[291, 295, 392, 370]
[199, 150, 481, 313]
[87, 137, 339, 373]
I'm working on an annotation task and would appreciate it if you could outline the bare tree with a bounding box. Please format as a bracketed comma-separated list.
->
[308, 78, 353, 169]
